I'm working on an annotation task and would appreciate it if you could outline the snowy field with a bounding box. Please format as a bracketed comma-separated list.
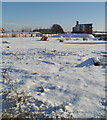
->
[1, 36, 107, 118]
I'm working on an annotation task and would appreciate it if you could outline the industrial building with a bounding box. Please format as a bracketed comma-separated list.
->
[72, 21, 93, 34]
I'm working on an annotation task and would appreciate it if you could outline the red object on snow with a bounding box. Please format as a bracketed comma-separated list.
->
[41, 36, 48, 41]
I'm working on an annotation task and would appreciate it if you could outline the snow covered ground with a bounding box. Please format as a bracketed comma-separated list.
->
[1, 36, 107, 118]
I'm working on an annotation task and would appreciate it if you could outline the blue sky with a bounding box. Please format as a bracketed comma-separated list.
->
[2, 2, 105, 31]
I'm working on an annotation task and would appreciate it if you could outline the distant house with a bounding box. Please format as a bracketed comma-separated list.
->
[72, 21, 93, 34]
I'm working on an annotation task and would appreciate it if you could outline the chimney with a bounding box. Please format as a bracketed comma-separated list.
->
[76, 21, 79, 25]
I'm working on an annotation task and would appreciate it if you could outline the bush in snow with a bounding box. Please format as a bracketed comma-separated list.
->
[1, 69, 74, 119]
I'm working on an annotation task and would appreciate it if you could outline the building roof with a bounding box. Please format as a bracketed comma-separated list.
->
[76, 23, 92, 25]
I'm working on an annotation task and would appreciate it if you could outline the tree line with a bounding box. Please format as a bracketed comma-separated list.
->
[4, 24, 65, 34]
[33, 24, 65, 34]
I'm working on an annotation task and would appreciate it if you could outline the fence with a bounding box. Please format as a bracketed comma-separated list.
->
[0, 33, 58, 38]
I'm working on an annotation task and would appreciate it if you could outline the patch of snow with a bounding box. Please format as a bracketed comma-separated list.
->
[1, 37, 106, 118]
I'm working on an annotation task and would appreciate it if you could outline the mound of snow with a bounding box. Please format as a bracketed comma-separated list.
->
[52, 34, 96, 40]
[71, 34, 95, 39]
